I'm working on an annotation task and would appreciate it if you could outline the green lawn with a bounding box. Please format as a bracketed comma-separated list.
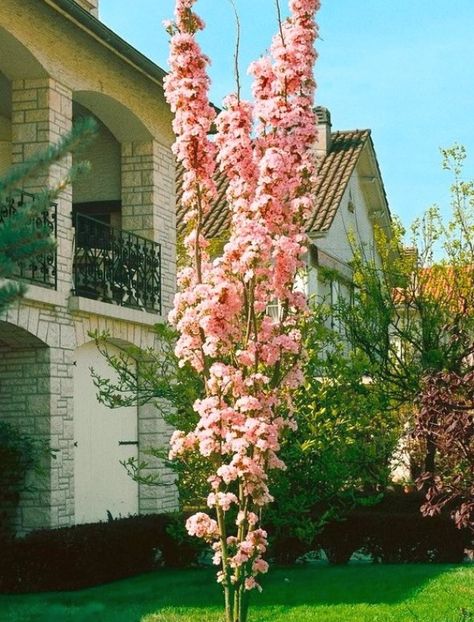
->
[0, 565, 472, 622]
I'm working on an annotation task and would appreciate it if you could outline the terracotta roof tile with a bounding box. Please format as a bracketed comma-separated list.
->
[176, 128, 370, 238]
[393, 265, 474, 312]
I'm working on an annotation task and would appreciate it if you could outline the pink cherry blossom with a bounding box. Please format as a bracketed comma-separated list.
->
[165, 0, 319, 619]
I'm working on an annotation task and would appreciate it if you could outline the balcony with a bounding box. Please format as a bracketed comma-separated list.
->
[73, 213, 162, 314]
[0, 191, 57, 289]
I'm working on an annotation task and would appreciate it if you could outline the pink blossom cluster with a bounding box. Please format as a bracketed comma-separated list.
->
[186, 512, 219, 540]
[164, 0, 319, 603]
[213, 529, 269, 592]
[163, 0, 216, 230]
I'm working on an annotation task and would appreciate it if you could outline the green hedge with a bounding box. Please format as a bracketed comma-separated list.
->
[270, 492, 472, 565]
[0, 513, 203, 594]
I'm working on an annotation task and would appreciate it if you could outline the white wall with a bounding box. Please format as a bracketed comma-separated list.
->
[317, 174, 378, 267]
[74, 341, 139, 524]
[309, 169, 381, 305]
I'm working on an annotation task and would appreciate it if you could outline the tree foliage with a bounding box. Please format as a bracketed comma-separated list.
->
[267, 310, 401, 554]
[0, 117, 96, 314]
[0, 421, 50, 540]
[334, 144, 474, 530]
[415, 370, 473, 532]
[163, 0, 320, 618]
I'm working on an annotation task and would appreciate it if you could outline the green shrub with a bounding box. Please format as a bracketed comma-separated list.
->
[0, 513, 204, 594]
[0, 421, 48, 540]
[315, 491, 472, 564]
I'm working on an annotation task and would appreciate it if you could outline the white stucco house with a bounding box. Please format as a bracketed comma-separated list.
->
[0, 0, 178, 535]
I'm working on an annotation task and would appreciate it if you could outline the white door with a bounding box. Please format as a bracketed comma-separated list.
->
[74, 341, 139, 524]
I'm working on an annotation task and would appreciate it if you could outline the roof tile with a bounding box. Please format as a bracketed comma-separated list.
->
[176, 128, 370, 238]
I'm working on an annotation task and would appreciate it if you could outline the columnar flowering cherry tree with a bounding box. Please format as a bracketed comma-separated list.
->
[164, 1, 319, 620]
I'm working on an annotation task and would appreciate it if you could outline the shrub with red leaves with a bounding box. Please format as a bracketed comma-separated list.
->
[415, 370, 474, 532]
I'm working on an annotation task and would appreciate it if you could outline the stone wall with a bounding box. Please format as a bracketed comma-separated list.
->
[0, 0, 179, 535]
[0, 295, 179, 534]
[0, 340, 50, 534]
[11, 78, 74, 297]
[121, 141, 176, 317]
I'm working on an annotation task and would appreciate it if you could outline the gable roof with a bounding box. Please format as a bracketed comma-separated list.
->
[308, 129, 370, 232]
[176, 128, 371, 238]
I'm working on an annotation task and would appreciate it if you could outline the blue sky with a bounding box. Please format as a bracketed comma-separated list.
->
[100, 0, 474, 228]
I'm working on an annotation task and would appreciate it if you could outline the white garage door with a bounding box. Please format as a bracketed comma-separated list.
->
[74, 341, 139, 524]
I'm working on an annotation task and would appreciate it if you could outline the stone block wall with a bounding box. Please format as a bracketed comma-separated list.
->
[0, 300, 77, 535]
[11, 78, 73, 296]
[0, 343, 50, 534]
[121, 141, 176, 318]
[137, 401, 178, 514]
[0, 19, 178, 533]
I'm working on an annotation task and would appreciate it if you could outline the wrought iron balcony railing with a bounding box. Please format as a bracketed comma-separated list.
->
[0, 191, 57, 289]
[73, 213, 162, 314]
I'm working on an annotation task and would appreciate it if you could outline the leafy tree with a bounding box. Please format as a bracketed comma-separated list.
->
[415, 369, 473, 532]
[93, 309, 401, 560]
[334, 144, 474, 526]
[0, 422, 50, 540]
[163, 2, 320, 618]
[267, 310, 401, 559]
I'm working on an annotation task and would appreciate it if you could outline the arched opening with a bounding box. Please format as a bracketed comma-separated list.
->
[0, 26, 47, 81]
[73, 340, 139, 524]
[71, 91, 161, 313]
[0, 25, 48, 177]
[72, 101, 122, 228]
[71, 90, 152, 227]
[0, 322, 51, 535]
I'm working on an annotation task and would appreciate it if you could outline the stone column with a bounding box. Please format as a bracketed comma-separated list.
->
[121, 140, 176, 318]
[137, 402, 178, 514]
[11, 78, 73, 297]
[121, 141, 178, 512]
[49, 339, 76, 529]
[9, 78, 76, 531]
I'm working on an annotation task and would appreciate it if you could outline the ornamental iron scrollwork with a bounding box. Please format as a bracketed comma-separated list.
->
[0, 191, 57, 289]
[73, 213, 162, 314]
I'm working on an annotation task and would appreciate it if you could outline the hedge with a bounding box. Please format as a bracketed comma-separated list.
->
[0, 513, 203, 594]
[271, 492, 472, 565]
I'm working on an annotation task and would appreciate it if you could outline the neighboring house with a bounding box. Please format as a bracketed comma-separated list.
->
[176, 108, 394, 413]
[176, 107, 392, 315]
[0, 0, 178, 535]
[306, 108, 391, 311]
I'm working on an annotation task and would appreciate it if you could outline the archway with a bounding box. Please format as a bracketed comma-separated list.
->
[0, 25, 47, 177]
[0, 321, 50, 535]
[73, 341, 139, 523]
[0, 26, 47, 81]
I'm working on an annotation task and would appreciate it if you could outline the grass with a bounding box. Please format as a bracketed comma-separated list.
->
[0, 564, 472, 622]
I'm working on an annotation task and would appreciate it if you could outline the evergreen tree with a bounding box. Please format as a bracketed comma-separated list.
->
[0, 118, 96, 313]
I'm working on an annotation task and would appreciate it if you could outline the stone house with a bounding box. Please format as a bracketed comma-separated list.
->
[177, 107, 392, 312]
[0, 0, 392, 537]
[0, 0, 178, 535]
